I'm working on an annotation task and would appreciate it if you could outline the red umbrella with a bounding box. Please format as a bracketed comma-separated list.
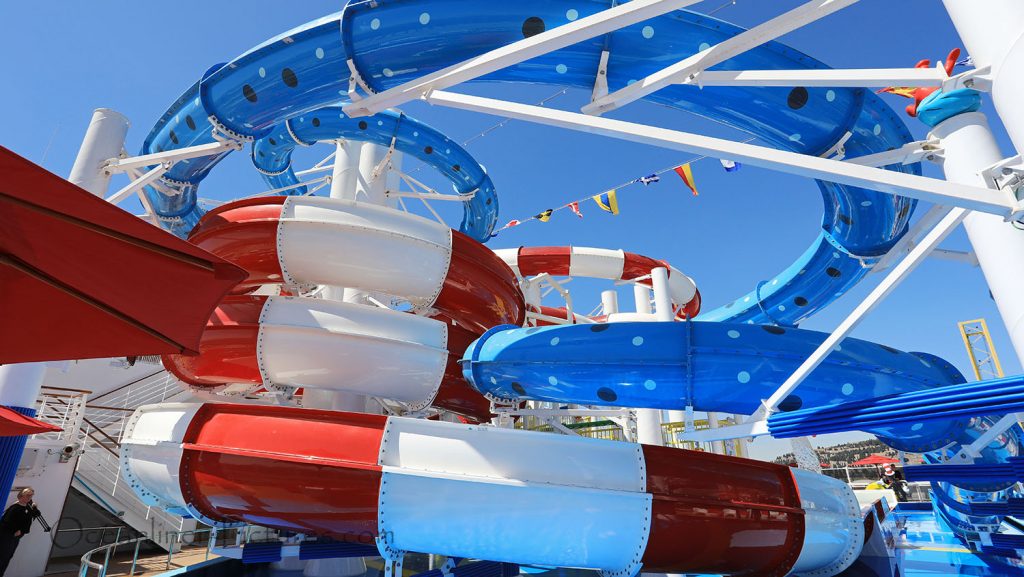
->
[0, 407, 61, 436]
[850, 454, 899, 467]
[0, 146, 247, 364]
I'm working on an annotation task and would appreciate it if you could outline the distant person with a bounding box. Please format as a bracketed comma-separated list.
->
[882, 465, 909, 502]
[0, 488, 39, 576]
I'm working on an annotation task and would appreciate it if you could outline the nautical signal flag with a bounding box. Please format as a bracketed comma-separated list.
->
[568, 201, 583, 218]
[720, 159, 741, 172]
[503, 219, 521, 229]
[536, 209, 554, 222]
[636, 174, 660, 186]
[592, 190, 619, 215]
[673, 163, 698, 196]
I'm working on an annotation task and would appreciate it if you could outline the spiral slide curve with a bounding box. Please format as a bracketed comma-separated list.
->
[163, 195, 524, 420]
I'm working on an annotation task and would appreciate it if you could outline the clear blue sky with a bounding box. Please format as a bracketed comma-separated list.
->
[2, 1, 1018, 459]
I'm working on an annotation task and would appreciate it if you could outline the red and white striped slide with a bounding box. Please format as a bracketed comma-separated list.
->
[123, 402, 862, 577]
[163, 196, 525, 420]
[493, 246, 701, 321]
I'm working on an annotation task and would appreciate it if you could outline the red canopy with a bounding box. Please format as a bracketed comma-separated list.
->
[0, 407, 61, 436]
[0, 146, 247, 364]
[850, 454, 898, 466]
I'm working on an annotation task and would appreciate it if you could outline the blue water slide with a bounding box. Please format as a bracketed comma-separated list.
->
[250, 108, 498, 240]
[462, 321, 982, 451]
[142, 0, 917, 324]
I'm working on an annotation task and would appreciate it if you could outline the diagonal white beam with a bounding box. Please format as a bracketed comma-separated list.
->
[102, 140, 240, 174]
[691, 66, 947, 88]
[678, 208, 971, 443]
[105, 164, 169, 205]
[761, 207, 968, 412]
[342, 0, 703, 118]
[582, 0, 861, 115]
[427, 90, 1020, 216]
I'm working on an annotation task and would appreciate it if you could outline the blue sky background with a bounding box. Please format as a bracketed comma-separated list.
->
[2, 1, 1018, 459]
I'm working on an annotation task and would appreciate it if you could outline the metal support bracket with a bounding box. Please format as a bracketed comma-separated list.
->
[101, 139, 241, 175]
[105, 163, 170, 205]
[953, 412, 1024, 463]
[981, 153, 1024, 200]
[846, 139, 944, 168]
[346, 58, 377, 101]
[591, 50, 611, 102]
[820, 131, 852, 160]
[942, 65, 993, 93]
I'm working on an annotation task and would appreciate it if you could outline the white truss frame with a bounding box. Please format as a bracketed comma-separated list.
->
[426, 90, 1021, 218]
[342, 0, 704, 117]
[582, 0, 863, 115]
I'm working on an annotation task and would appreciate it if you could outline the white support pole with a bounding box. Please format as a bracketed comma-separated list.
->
[943, 1, 1024, 154]
[426, 90, 1019, 217]
[331, 140, 362, 200]
[583, 0, 862, 115]
[636, 409, 665, 446]
[690, 67, 948, 88]
[651, 267, 674, 322]
[706, 412, 726, 454]
[762, 206, 969, 413]
[633, 285, 652, 315]
[342, 0, 703, 117]
[930, 112, 1024, 363]
[601, 290, 619, 317]
[355, 142, 392, 206]
[68, 108, 129, 196]
[637, 268, 673, 447]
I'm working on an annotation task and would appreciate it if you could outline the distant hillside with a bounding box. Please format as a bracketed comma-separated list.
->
[772, 438, 922, 468]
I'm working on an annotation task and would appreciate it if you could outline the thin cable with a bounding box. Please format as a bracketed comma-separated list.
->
[706, 0, 737, 16]
[494, 136, 757, 234]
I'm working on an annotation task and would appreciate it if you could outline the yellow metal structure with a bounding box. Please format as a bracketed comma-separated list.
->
[957, 318, 1005, 381]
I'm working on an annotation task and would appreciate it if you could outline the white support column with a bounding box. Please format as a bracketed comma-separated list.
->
[706, 412, 726, 454]
[943, 1, 1024, 153]
[931, 112, 1024, 363]
[601, 290, 619, 317]
[636, 269, 674, 447]
[633, 285, 652, 315]
[651, 267, 674, 322]
[355, 142, 392, 206]
[68, 108, 129, 196]
[331, 139, 362, 199]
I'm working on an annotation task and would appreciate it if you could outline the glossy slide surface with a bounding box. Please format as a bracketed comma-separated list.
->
[250, 108, 498, 241]
[164, 196, 523, 419]
[122, 402, 862, 577]
[141, 0, 918, 326]
[463, 321, 986, 452]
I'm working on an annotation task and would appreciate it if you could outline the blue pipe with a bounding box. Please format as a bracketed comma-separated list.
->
[0, 406, 37, 498]
[251, 108, 498, 241]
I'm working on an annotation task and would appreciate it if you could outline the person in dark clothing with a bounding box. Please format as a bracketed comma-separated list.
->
[0, 487, 37, 576]
[882, 465, 910, 502]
